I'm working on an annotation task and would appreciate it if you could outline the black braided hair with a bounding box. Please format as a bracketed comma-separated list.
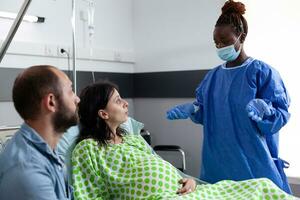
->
[215, 0, 248, 36]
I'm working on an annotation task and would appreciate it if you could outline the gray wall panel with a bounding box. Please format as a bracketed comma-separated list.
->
[0, 68, 209, 101]
[0, 68, 23, 102]
[133, 70, 209, 98]
[94, 72, 134, 98]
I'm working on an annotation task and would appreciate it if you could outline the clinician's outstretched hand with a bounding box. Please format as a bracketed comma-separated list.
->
[246, 99, 275, 122]
[166, 103, 195, 120]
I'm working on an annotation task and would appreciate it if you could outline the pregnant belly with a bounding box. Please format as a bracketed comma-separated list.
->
[109, 157, 183, 198]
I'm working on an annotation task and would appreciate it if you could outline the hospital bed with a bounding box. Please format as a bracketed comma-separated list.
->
[0, 126, 19, 153]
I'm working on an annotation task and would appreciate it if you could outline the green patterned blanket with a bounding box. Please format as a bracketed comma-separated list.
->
[72, 134, 296, 200]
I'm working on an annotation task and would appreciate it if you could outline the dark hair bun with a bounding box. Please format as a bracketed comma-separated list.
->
[222, 0, 246, 15]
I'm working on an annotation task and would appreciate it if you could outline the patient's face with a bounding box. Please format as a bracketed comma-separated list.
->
[105, 89, 128, 125]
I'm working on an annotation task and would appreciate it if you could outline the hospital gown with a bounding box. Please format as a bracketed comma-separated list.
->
[71, 134, 294, 200]
[192, 57, 291, 193]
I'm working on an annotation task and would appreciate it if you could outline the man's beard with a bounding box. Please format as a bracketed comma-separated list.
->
[52, 100, 79, 133]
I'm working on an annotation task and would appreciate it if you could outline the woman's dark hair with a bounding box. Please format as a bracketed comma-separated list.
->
[215, 0, 248, 36]
[77, 80, 126, 146]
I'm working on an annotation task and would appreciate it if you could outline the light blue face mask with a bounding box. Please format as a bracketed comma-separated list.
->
[216, 35, 242, 61]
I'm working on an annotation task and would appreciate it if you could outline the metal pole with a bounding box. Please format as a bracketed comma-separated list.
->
[71, 0, 77, 94]
[0, 0, 32, 63]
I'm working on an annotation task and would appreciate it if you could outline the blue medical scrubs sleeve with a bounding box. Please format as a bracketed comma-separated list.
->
[193, 71, 212, 124]
[254, 64, 292, 194]
[4, 164, 60, 200]
[256, 65, 291, 136]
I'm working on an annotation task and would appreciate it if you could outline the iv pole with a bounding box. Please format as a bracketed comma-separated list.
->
[71, 0, 77, 94]
[71, 0, 95, 91]
[0, 0, 32, 63]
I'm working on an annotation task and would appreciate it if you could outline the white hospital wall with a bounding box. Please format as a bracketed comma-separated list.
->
[0, 0, 134, 72]
[0, 0, 134, 52]
[132, 0, 221, 73]
[132, 0, 223, 177]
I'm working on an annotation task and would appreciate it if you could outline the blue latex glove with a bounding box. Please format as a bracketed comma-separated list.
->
[166, 103, 196, 120]
[246, 99, 275, 122]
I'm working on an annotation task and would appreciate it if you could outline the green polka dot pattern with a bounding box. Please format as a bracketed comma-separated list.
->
[72, 135, 295, 200]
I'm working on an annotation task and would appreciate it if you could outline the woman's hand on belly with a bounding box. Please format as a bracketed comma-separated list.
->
[176, 178, 197, 195]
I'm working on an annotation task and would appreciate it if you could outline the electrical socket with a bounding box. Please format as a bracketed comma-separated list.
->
[44, 45, 54, 56]
[114, 51, 122, 62]
[57, 46, 70, 57]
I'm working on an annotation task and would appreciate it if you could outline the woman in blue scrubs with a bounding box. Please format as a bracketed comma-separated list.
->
[166, 0, 292, 194]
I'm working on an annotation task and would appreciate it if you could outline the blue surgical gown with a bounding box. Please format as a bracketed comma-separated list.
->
[192, 57, 291, 193]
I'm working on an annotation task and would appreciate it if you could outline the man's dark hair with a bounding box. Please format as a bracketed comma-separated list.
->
[12, 65, 62, 120]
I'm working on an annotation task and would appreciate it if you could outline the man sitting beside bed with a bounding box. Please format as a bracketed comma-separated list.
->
[58, 80, 296, 200]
